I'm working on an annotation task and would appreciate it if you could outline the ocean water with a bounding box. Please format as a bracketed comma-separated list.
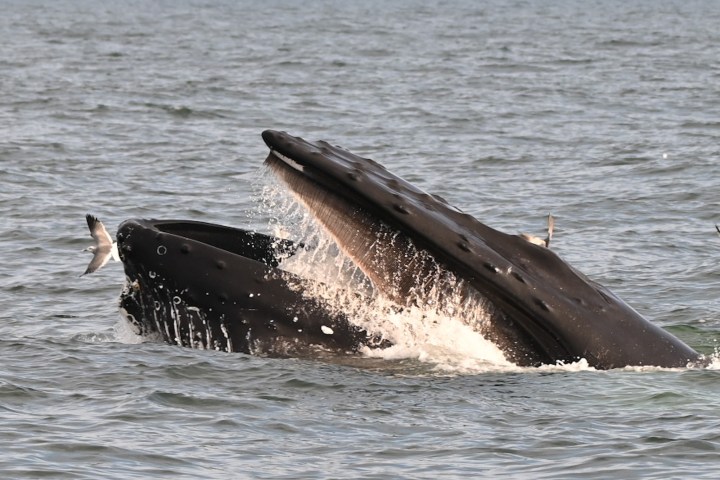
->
[2, 0, 720, 478]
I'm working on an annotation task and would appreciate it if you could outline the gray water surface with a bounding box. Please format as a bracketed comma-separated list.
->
[2, 1, 720, 478]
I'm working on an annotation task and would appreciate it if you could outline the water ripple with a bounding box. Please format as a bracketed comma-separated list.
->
[2, 0, 720, 478]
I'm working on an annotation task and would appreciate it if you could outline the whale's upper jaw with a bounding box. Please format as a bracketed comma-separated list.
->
[263, 130, 562, 366]
[114, 218, 385, 356]
[261, 130, 701, 369]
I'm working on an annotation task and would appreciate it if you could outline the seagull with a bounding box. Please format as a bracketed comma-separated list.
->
[82, 214, 119, 275]
[520, 214, 555, 248]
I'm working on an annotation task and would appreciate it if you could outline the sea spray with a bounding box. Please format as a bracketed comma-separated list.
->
[258, 176, 514, 370]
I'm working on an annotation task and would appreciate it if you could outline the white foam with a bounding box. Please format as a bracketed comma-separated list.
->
[112, 315, 148, 344]
[703, 351, 720, 370]
[360, 304, 514, 372]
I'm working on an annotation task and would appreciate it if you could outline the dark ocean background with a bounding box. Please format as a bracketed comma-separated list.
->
[2, 0, 720, 478]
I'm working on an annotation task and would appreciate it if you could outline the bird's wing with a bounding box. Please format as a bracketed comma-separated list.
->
[83, 249, 112, 275]
[546, 214, 555, 246]
[86, 214, 113, 250]
[83, 214, 114, 276]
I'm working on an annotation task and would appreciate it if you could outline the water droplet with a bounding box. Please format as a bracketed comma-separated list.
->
[157, 245, 167, 255]
[173, 296, 181, 304]
[321, 325, 334, 335]
[148, 271, 156, 278]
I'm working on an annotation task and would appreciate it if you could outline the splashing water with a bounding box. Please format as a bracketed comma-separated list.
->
[113, 312, 148, 344]
[259, 176, 521, 372]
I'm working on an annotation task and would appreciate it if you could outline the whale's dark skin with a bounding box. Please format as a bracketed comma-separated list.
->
[116, 219, 385, 356]
[261, 130, 702, 369]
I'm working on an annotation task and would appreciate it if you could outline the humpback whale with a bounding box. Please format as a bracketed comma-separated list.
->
[108, 130, 702, 369]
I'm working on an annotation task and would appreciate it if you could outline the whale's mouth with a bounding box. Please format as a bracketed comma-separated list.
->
[263, 148, 551, 367]
[107, 130, 700, 370]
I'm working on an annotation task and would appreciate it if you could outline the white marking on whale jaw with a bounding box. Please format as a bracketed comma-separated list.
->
[270, 150, 305, 172]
